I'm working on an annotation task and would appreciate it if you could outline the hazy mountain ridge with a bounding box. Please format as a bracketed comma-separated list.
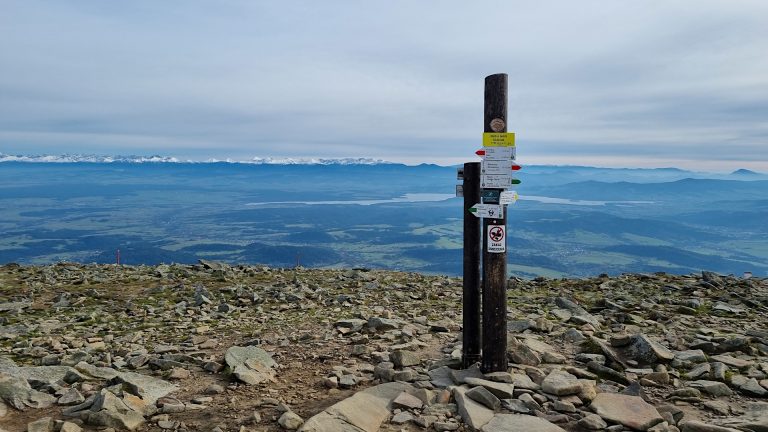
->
[0, 162, 766, 277]
[0, 152, 393, 165]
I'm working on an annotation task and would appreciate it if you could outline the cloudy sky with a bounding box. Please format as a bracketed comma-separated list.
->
[1, 1, 767, 170]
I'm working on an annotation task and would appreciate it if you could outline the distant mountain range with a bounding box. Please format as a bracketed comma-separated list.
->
[0, 160, 766, 276]
[0, 153, 181, 163]
[0, 153, 391, 165]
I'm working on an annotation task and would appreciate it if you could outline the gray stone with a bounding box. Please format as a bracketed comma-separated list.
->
[428, 366, 454, 388]
[464, 377, 515, 399]
[730, 374, 748, 387]
[656, 405, 684, 424]
[500, 399, 530, 414]
[550, 308, 572, 321]
[57, 388, 85, 405]
[450, 364, 484, 384]
[392, 369, 416, 382]
[59, 422, 83, 432]
[466, 386, 501, 411]
[225, 345, 277, 369]
[542, 351, 567, 364]
[517, 393, 542, 412]
[300, 382, 414, 432]
[453, 385, 494, 431]
[717, 402, 768, 431]
[391, 411, 415, 424]
[679, 421, 742, 432]
[433, 421, 460, 431]
[112, 371, 177, 406]
[588, 336, 626, 368]
[279, 411, 305, 430]
[26, 417, 53, 432]
[225, 346, 277, 385]
[626, 334, 675, 364]
[484, 372, 513, 383]
[91, 389, 132, 414]
[553, 400, 576, 413]
[703, 400, 731, 416]
[0, 372, 56, 410]
[508, 373, 539, 390]
[480, 413, 566, 432]
[85, 410, 145, 431]
[587, 361, 630, 385]
[590, 393, 664, 431]
[335, 319, 367, 333]
[507, 319, 535, 333]
[391, 391, 423, 410]
[541, 370, 582, 396]
[339, 375, 357, 388]
[555, 297, 601, 329]
[670, 388, 702, 399]
[741, 378, 768, 397]
[367, 317, 399, 331]
[374, 362, 395, 382]
[689, 380, 733, 397]
[0, 301, 31, 312]
[579, 414, 609, 430]
[391, 350, 419, 368]
[710, 355, 753, 369]
[684, 363, 711, 380]
[712, 302, 745, 314]
[674, 350, 708, 363]
[563, 328, 586, 343]
[507, 336, 541, 366]
[711, 362, 728, 381]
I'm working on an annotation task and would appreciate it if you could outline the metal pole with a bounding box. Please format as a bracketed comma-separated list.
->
[462, 162, 482, 367]
[482, 73, 509, 373]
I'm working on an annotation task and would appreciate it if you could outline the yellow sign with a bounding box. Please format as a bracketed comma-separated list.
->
[483, 132, 515, 147]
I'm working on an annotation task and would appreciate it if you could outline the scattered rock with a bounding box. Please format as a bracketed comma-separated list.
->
[590, 393, 664, 431]
[480, 413, 566, 432]
[278, 411, 304, 430]
[541, 370, 582, 396]
[225, 346, 277, 385]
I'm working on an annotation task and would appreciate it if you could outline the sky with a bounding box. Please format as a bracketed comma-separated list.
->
[1, 1, 767, 171]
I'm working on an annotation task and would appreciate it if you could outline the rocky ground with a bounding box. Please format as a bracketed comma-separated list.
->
[1, 262, 767, 432]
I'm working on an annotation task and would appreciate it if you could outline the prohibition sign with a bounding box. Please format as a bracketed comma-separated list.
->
[487, 224, 506, 253]
[489, 226, 504, 242]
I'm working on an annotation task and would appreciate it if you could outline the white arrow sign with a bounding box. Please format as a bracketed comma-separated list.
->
[482, 160, 515, 175]
[469, 203, 503, 219]
[481, 174, 512, 189]
[500, 191, 519, 205]
[479, 147, 516, 160]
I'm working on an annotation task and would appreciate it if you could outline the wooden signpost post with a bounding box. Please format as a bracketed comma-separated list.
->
[462, 162, 482, 367]
[481, 73, 510, 373]
[461, 73, 519, 372]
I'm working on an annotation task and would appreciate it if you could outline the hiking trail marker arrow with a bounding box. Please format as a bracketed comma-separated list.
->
[500, 191, 519, 205]
[476, 147, 516, 160]
[468, 203, 503, 219]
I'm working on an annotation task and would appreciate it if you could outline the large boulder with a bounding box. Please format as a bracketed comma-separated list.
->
[225, 346, 277, 385]
[0, 372, 56, 410]
[300, 382, 416, 432]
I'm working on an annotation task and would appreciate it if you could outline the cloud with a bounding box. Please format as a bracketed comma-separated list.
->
[1, 0, 767, 169]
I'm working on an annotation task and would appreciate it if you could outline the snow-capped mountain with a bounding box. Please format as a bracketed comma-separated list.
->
[245, 157, 392, 165]
[0, 153, 392, 165]
[0, 153, 180, 163]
